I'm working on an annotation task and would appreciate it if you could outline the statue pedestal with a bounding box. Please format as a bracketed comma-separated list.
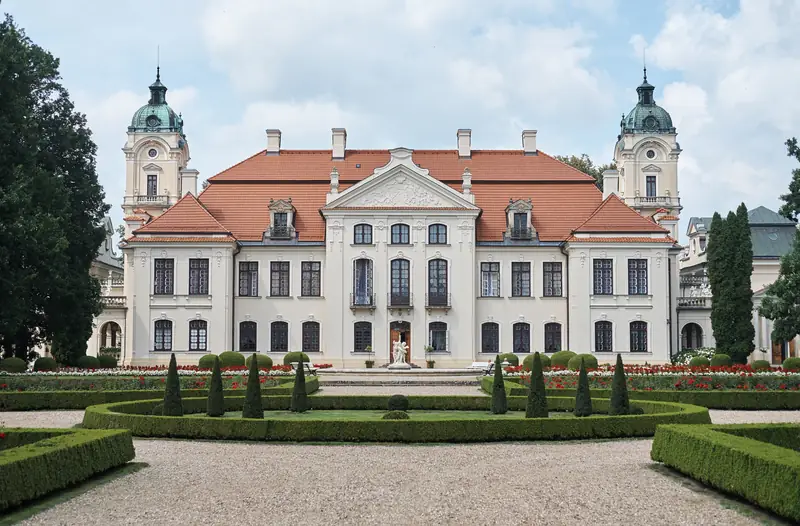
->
[387, 362, 412, 370]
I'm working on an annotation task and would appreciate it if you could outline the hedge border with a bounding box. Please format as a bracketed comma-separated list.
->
[82, 395, 710, 442]
[0, 428, 135, 512]
[651, 423, 800, 522]
[0, 377, 319, 411]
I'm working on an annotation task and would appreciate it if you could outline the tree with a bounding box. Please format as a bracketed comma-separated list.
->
[574, 359, 592, 417]
[759, 229, 800, 343]
[554, 154, 616, 190]
[490, 355, 507, 415]
[730, 203, 755, 362]
[290, 356, 309, 413]
[206, 356, 225, 417]
[608, 354, 630, 416]
[525, 352, 548, 418]
[242, 353, 264, 419]
[162, 354, 183, 416]
[779, 137, 800, 222]
[0, 16, 108, 363]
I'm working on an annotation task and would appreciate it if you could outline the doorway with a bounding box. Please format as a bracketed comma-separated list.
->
[389, 321, 411, 363]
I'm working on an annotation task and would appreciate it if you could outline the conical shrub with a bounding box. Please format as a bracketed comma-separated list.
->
[525, 352, 548, 418]
[162, 353, 183, 416]
[608, 353, 630, 416]
[573, 358, 592, 417]
[242, 353, 264, 419]
[291, 355, 309, 413]
[206, 356, 225, 417]
[491, 355, 507, 415]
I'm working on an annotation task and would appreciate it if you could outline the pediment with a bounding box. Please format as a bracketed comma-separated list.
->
[142, 163, 163, 172]
[506, 198, 533, 212]
[269, 198, 295, 212]
[641, 164, 661, 172]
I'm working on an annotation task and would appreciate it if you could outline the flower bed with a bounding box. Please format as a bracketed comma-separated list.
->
[651, 423, 800, 522]
[0, 364, 298, 377]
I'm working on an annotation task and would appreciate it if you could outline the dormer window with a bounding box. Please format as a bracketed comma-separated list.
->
[267, 198, 295, 240]
[699, 236, 707, 252]
[506, 198, 534, 240]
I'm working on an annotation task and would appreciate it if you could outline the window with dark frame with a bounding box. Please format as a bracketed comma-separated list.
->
[480, 262, 500, 297]
[630, 321, 648, 352]
[154, 259, 174, 295]
[239, 261, 259, 297]
[270, 261, 290, 297]
[189, 259, 209, 295]
[646, 175, 657, 197]
[271, 321, 288, 352]
[354, 224, 373, 244]
[513, 212, 527, 230]
[543, 262, 562, 297]
[428, 224, 447, 244]
[427, 259, 447, 305]
[154, 320, 172, 351]
[390, 259, 410, 304]
[353, 259, 373, 305]
[595, 321, 613, 352]
[513, 322, 530, 353]
[273, 212, 288, 227]
[628, 259, 648, 295]
[429, 322, 447, 351]
[593, 259, 613, 295]
[391, 224, 410, 244]
[301, 261, 321, 297]
[147, 174, 157, 196]
[354, 322, 372, 352]
[239, 321, 257, 353]
[302, 321, 320, 353]
[511, 262, 531, 297]
[544, 323, 561, 352]
[481, 322, 499, 353]
[189, 320, 207, 352]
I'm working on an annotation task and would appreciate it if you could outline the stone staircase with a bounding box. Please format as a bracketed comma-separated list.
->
[316, 368, 483, 386]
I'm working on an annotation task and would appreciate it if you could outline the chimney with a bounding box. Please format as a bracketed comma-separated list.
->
[602, 169, 620, 200]
[522, 130, 537, 155]
[180, 168, 199, 197]
[332, 128, 347, 159]
[457, 129, 471, 158]
[266, 129, 281, 155]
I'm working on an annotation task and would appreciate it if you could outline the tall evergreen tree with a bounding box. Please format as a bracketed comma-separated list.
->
[525, 352, 548, 418]
[162, 354, 183, 416]
[242, 353, 263, 419]
[730, 203, 755, 363]
[779, 137, 800, 222]
[490, 355, 507, 415]
[206, 356, 225, 417]
[574, 359, 592, 417]
[759, 229, 800, 344]
[608, 354, 630, 416]
[707, 212, 733, 352]
[290, 356, 309, 413]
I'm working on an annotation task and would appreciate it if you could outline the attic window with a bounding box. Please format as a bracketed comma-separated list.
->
[267, 198, 296, 240]
[505, 198, 534, 240]
[355, 163, 361, 168]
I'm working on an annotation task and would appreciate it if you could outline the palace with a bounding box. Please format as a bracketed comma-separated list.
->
[96, 69, 687, 367]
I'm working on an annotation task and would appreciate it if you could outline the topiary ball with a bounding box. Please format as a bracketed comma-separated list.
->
[76, 356, 101, 369]
[751, 359, 772, 371]
[33, 357, 58, 372]
[568, 353, 598, 371]
[151, 403, 164, 415]
[782, 357, 800, 372]
[522, 353, 551, 371]
[218, 351, 246, 368]
[198, 354, 217, 369]
[550, 350, 577, 368]
[0, 357, 28, 373]
[689, 356, 710, 367]
[245, 354, 274, 369]
[382, 410, 410, 420]
[283, 351, 311, 365]
[709, 353, 732, 367]
[497, 353, 519, 366]
[98, 354, 118, 369]
[388, 394, 409, 411]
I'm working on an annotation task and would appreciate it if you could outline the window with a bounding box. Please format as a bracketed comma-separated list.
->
[154, 259, 174, 295]
[699, 236, 707, 252]
[628, 259, 648, 295]
[511, 262, 531, 297]
[354, 322, 372, 352]
[239, 262, 258, 297]
[544, 323, 561, 352]
[270, 261, 290, 297]
[189, 320, 208, 351]
[271, 321, 288, 352]
[630, 321, 648, 352]
[353, 259, 373, 305]
[273, 212, 288, 227]
[302, 321, 320, 353]
[543, 262, 562, 297]
[428, 224, 447, 244]
[427, 259, 448, 305]
[301, 261, 321, 297]
[595, 321, 613, 352]
[390, 259, 410, 304]
[481, 262, 500, 297]
[391, 223, 410, 244]
[513, 212, 528, 230]
[429, 322, 447, 351]
[147, 174, 157, 196]
[239, 321, 257, 353]
[354, 224, 372, 245]
[189, 259, 209, 295]
[481, 322, 499, 353]
[154, 320, 172, 351]
[646, 175, 657, 197]
[593, 259, 613, 295]
[513, 323, 530, 353]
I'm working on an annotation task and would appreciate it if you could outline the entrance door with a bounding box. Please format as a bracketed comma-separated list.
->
[772, 340, 787, 365]
[389, 321, 411, 363]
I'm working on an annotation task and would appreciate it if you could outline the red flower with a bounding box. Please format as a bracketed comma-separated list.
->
[0, 433, 5, 439]
[0, 384, 7, 389]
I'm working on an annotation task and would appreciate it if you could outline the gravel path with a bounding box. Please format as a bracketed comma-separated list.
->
[0, 410, 84, 429]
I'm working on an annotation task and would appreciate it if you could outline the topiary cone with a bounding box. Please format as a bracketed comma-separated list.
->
[291, 355, 309, 413]
[608, 353, 630, 416]
[491, 355, 507, 415]
[206, 356, 225, 417]
[525, 352, 548, 418]
[242, 353, 264, 419]
[574, 358, 592, 417]
[162, 353, 183, 416]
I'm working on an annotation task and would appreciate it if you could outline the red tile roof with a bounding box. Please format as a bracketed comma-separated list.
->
[572, 194, 668, 234]
[135, 193, 231, 235]
[566, 236, 677, 244]
[124, 236, 237, 244]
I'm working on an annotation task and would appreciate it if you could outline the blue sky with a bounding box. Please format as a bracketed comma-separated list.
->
[5, 0, 799, 241]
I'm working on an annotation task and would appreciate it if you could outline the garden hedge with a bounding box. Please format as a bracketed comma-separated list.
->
[0, 428, 135, 512]
[651, 423, 800, 522]
[82, 395, 710, 442]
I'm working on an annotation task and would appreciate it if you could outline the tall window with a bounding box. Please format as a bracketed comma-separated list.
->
[429, 322, 447, 351]
[154, 320, 172, 351]
[239, 321, 257, 353]
[428, 259, 447, 305]
[271, 321, 288, 352]
[354, 322, 372, 352]
[593, 259, 613, 295]
[481, 262, 500, 297]
[543, 262, 562, 297]
[353, 259, 373, 305]
[301, 261, 321, 297]
[481, 322, 499, 353]
[270, 261, 290, 297]
[513, 322, 530, 353]
[628, 259, 648, 295]
[239, 261, 259, 297]
[354, 224, 372, 244]
[428, 224, 447, 244]
[154, 259, 174, 295]
[511, 262, 531, 297]
[513, 212, 527, 231]
[302, 321, 320, 353]
[391, 224, 410, 244]
[189, 320, 208, 351]
[595, 321, 613, 352]
[147, 174, 157, 196]
[630, 321, 648, 352]
[189, 259, 209, 295]
[544, 323, 561, 352]
[390, 259, 410, 304]
[273, 212, 288, 227]
[645, 175, 657, 197]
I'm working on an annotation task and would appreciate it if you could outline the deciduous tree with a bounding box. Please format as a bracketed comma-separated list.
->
[554, 154, 616, 190]
[759, 229, 800, 344]
[779, 137, 800, 222]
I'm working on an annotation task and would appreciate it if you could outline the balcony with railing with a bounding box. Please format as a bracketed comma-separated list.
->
[425, 292, 451, 311]
[509, 227, 533, 240]
[677, 297, 710, 309]
[350, 292, 376, 310]
[100, 296, 127, 309]
[123, 195, 170, 207]
[267, 225, 296, 240]
[680, 275, 708, 286]
[632, 195, 681, 208]
[387, 292, 413, 308]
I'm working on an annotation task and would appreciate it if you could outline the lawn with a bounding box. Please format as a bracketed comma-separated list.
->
[186, 410, 578, 420]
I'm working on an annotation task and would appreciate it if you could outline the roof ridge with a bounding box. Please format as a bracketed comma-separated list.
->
[572, 193, 668, 234]
[541, 151, 602, 182]
[209, 149, 269, 181]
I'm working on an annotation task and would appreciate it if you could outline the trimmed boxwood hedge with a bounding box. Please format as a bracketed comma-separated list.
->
[0, 428, 135, 512]
[651, 423, 800, 522]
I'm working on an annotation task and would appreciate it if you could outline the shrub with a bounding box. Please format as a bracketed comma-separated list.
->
[491, 355, 507, 414]
[382, 410, 410, 420]
[523, 353, 551, 371]
[291, 355, 309, 413]
[283, 351, 310, 365]
[525, 352, 548, 418]
[198, 354, 217, 369]
[162, 353, 183, 416]
[752, 359, 772, 371]
[568, 353, 598, 371]
[710, 353, 732, 367]
[574, 359, 592, 417]
[150, 403, 164, 415]
[207, 357, 225, 417]
[242, 354, 264, 419]
[609, 353, 630, 416]
[782, 357, 800, 372]
[33, 357, 58, 372]
[689, 356, 711, 367]
[388, 394, 410, 411]
[498, 353, 519, 366]
[218, 351, 246, 368]
[76, 356, 100, 369]
[551, 350, 577, 368]
[246, 354, 274, 369]
[97, 354, 118, 369]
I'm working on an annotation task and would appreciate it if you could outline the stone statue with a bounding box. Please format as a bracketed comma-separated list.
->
[392, 340, 408, 364]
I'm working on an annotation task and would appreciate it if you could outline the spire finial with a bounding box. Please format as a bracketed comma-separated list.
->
[643, 48, 647, 82]
[156, 45, 161, 81]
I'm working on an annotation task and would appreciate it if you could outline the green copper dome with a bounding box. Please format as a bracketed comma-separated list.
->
[620, 69, 675, 135]
[129, 68, 184, 135]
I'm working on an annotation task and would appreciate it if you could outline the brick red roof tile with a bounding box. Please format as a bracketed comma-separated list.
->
[566, 235, 677, 244]
[573, 194, 668, 234]
[124, 236, 237, 244]
[134, 193, 231, 235]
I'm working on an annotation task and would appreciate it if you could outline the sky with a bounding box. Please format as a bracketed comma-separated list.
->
[4, 0, 800, 243]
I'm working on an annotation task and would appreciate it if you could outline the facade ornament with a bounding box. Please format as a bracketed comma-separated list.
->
[141, 253, 147, 267]
[519, 254, 524, 261]
[360, 251, 367, 258]
[244, 314, 251, 321]
[308, 314, 315, 320]
[277, 254, 283, 261]
[329, 167, 339, 194]
[195, 250, 203, 258]
[656, 252, 663, 267]
[635, 250, 642, 259]
[276, 314, 283, 320]
[518, 315, 525, 322]
[397, 251, 404, 258]
[348, 175, 446, 208]
[160, 250, 167, 257]
[195, 313, 202, 319]
[376, 221, 386, 230]
[580, 252, 586, 267]
[414, 221, 425, 230]
[550, 315, 556, 321]
[636, 313, 642, 321]
[434, 251, 442, 258]
[216, 251, 222, 267]
[487, 315, 494, 322]
[487, 254, 493, 261]
[600, 251, 607, 259]
[461, 167, 472, 195]
[600, 313, 607, 320]
[161, 313, 167, 320]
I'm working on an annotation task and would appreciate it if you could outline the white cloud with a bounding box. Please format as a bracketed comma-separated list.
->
[661, 82, 711, 137]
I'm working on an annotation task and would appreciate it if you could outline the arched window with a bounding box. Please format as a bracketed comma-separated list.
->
[302, 321, 320, 353]
[429, 322, 448, 351]
[154, 320, 172, 352]
[595, 321, 613, 352]
[513, 322, 530, 353]
[630, 321, 648, 352]
[354, 322, 372, 352]
[354, 224, 373, 245]
[189, 320, 208, 351]
[101, 322, 121, 349]
[482, 322, 499, 353]
[390, 259, 410, 306]
[271, 321, 288, 353]
[239, 321, 257, 353]
[427, 259, 448, 305]
[681, 323, 703, 350]
[544, 323, 561, 352]
[353, 259, 373, 305]
[391, 223, 410, 244]
[428, 224, 447, 244]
